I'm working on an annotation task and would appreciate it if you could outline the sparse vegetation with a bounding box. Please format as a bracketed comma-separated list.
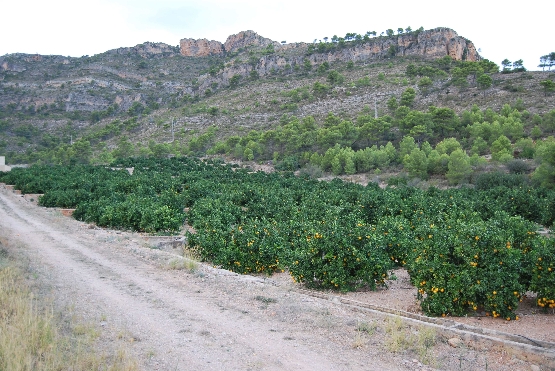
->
[167, 256, 199, 272]
[383, 316, 437, 365]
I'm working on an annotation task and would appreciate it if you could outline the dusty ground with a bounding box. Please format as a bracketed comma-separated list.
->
[0, 186, 552, 371]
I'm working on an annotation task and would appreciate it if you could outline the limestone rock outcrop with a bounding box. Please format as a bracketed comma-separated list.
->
[180, 31, 282, 57]
[0, 59, 27, 72]
[180, 38, 224, 57]
[223, 30, 281, 53]
[180, 27, 479, 63]
[401, 27, 478, 61]
[306, 27, 479, 63]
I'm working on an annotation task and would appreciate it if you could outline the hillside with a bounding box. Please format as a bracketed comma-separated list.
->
[0, 27, 554, 185]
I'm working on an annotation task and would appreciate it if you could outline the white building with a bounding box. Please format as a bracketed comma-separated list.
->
[0, 156, 11, 172]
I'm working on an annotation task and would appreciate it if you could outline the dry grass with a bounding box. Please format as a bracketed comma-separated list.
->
[383, 316, 438, 366]
[384, 316, 411, 352]
[0, 243, 138, 371]
[167, 256, 199, 272]
[0, 266, 59, 371]
[356, 320, 377, 335]
[166, 248, 200, 272]
[351, 332, 367, 349]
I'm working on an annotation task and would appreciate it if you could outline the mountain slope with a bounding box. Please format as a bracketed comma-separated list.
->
[0, 27, 554, 171]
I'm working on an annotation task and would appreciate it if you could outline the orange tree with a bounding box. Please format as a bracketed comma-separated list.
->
[286, 205, 392, 291]
[529, 237, 555, 310]
[405, 211, 537, 319]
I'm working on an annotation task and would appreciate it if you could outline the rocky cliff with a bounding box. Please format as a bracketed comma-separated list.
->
[192, 27, 480, 94]
[180, 38, 224, 57]
[223, 30, 281, 54]
[180, 30, 281, 57]
[181, 28, 479, 61]
[305, 27, 479, 64]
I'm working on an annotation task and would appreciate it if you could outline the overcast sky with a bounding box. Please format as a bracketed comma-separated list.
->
[1, 0, 552, 71]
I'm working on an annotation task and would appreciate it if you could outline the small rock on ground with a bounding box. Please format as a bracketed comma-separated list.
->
[447, 337, 463, 348]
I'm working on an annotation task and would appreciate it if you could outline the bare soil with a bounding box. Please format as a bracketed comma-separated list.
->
[0, 186, 552, 371]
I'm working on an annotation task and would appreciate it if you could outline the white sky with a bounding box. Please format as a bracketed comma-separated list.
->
[1, 0, 552, 71]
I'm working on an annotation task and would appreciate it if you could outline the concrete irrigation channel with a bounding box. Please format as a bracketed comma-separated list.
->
[298, 288, 555, 368]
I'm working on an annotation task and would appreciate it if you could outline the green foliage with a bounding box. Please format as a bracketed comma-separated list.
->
[501, 59, 526, 74]
[13, 124, 40, 140]
[399, 136, 417, 159]
[470, 137, 488, 156]
[491, 135, 513, 162]
[127, 102, 144, 117]
[229, 74, 242, 89]
[435, 138, 462, 155]
[529, 238, 555, 310]
[262, 44, 275, 55]
[283, 87, 312, 103]
[387, 97, 399, 112]
[505, 159, 530, 174]
[477, 74, 493, 94]
[406, 64, 448, 80]
[514, 138, 535, 159]
[400, 88, 416, 108]
[113, 137, 135, 159]
[533, 137, 555, 188]
[538, 52, 555, 71]
[408, 212, 531, 319]
[188, 126, 217, 154]
[327, 70, 344, 85]
[317, 62, 330, 73]
[542, 110, 555, 134]
[418, 77, 433, 95]
[446, 149, 472, 185]
[354, 76, 371, 87]
[388, 45, 398, 57]
[303, 59, 312, 72]
[473, 172, 529, 190]
[403, 148, 429, 180]
[540, 79, 555, 96]
[313, 81, 329, 97]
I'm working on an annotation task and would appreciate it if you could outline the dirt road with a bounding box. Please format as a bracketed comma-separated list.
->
[0, 188, 547, 371]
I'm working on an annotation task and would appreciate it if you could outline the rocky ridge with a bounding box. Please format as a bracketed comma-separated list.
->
[179, 38, 224, 57]
[181, 28, 478, 61]
[180, 30, 282, 57]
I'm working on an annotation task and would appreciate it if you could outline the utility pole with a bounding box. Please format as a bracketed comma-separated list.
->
[374, 96, 378, 119]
